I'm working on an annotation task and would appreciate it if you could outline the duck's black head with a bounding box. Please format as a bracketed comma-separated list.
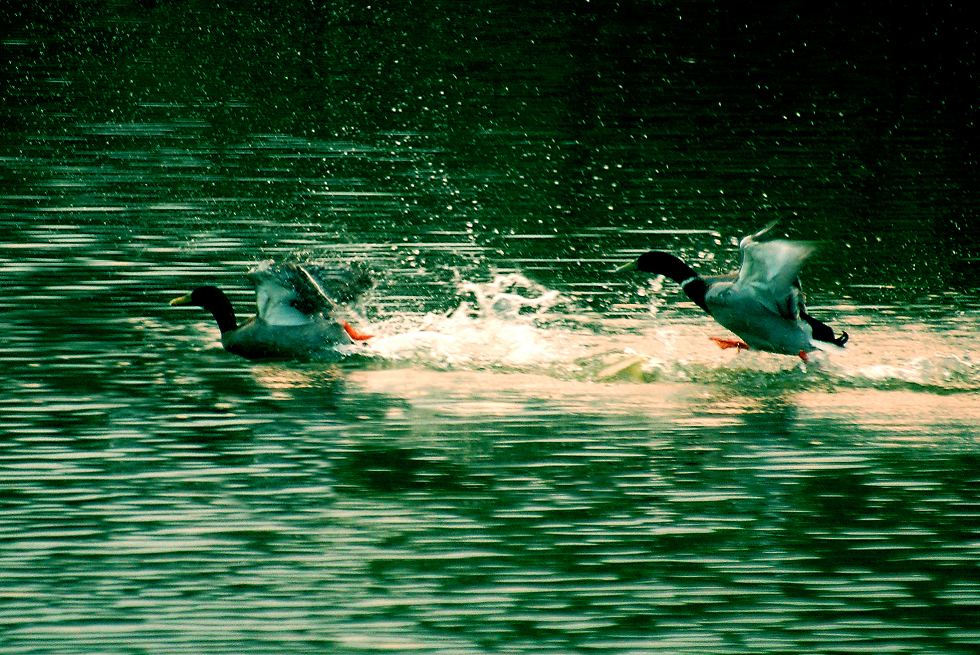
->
[632, 251, 697, 281]
[619, 251, 710, 313]
[170, 285, 237, 334]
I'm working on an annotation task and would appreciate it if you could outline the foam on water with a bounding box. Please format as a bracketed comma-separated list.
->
[342, 274, 980, 394]
[349, 273, 593, 374]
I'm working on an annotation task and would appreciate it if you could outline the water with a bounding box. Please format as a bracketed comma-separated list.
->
[2, 2, 978, 653]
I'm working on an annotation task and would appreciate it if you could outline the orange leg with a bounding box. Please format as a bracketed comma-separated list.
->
[798, 350, 809, 363]
[342, 321, 373, 341]
[710, 336, 750, 352]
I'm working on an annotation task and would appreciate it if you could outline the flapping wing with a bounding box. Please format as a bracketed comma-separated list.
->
[247, 261, 373, 325]
[248, 263, 311, 325]
[292, 261, 373, 309]
[736, 238, 814, 320]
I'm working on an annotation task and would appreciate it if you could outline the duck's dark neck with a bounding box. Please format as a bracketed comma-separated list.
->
[201, 290, 238, 334]
[635, 251, 710, 313]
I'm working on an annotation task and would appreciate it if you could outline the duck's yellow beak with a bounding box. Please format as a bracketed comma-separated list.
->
[169, 294, 193, 306]
[613, 260, 638, 273]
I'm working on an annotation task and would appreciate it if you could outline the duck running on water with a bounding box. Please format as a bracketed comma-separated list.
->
[616, 222, 848, 363]
[170, 261, 374, 361]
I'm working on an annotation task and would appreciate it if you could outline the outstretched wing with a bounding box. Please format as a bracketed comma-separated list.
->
[293, 261, 374, 308]
[247, 261, 373, 326]
[735, 235, 814, 320]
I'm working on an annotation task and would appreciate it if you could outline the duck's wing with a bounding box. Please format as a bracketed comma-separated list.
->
[247, 263, 311, 325]
[702, 272, 738, 287]
[293, 261, 373, 308]
[737, 220, 780, 250]
[247, 261, 373, 326]
[735, 237, 815, 320]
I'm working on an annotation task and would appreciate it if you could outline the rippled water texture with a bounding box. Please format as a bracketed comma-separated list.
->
[2, 2, 978, 654]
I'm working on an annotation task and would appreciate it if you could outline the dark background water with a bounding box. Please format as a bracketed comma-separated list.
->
[3, 1, 977, 302]
[1, 2, 978, 653]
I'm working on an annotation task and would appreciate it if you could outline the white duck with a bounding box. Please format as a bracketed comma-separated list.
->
[617, 223, 848, 361]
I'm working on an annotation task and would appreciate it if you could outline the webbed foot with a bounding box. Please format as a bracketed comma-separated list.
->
[342, 321, 373, 341]
[710, 337, 750, 352]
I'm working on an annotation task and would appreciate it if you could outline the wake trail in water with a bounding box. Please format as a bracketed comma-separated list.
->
[340, 273, 979, 394]
[347, 273, 594, 375]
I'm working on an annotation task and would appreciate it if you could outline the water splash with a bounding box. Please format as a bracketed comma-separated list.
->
[351, 273, 591, 373]
[342, 273, 979, 394]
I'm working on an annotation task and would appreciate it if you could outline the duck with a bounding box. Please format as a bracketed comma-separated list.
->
[616, 222, 848, 362]
[169, 261, 375, 361]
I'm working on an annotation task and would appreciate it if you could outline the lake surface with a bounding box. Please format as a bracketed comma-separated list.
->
[2, 2, 978, 653]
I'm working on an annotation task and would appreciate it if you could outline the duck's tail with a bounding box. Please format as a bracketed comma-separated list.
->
[801, 310, 849, 348]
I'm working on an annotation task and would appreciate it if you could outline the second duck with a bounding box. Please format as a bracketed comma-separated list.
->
[616, 223, 848, 362]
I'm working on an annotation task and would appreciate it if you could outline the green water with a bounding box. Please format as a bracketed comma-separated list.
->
[2, 2, 978, 653]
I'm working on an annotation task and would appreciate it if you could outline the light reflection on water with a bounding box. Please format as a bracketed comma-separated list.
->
[1, 210, 979, 654]
[2, 365, 978, 653]
[1, 270, 978, 652]
[3, 3, 979, 654]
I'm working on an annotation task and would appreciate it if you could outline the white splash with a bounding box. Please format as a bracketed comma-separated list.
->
[357, 273, 593, 373]
[340, 273, 980, 394]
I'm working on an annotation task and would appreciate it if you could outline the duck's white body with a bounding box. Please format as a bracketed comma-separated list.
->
[221, 317, 353, 361]
[704, 236, 817, 355]
[620, 222, 847, 359]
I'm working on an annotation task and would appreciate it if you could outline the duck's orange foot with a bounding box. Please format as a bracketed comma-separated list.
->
[342, 321, 373, 341]
[710, 337, 750, 352]
[798, 350, 809, 363]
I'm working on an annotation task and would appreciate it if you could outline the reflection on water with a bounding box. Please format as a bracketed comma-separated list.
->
[2, 1, 979, 654]
[1, 268, 977, 652]
[2, 357, 978, 653]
